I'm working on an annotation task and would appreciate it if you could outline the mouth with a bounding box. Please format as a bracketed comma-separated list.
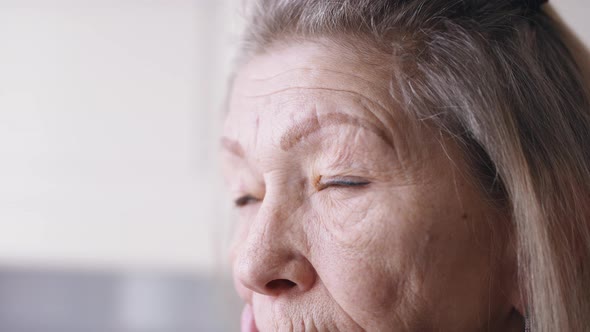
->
[241, 304, 259, 332]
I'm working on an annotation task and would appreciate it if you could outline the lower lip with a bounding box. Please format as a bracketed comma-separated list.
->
[241, 304, 259, 332]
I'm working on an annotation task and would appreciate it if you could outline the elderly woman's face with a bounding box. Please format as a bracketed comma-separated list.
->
[222, 42, 517, 331]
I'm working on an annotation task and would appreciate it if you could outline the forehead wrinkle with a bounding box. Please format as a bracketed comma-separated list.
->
[241, 86, 393, 125]
[242, 86, 369, 99]
[280, 112, 394, 151]
[249, 67, 388, 92]
[239, 84, 392, 123]
[248, 66, 315, 82]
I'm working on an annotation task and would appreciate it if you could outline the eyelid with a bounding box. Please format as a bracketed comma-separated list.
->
[234, 195, 260, 207]
[317, 176, 371, 190]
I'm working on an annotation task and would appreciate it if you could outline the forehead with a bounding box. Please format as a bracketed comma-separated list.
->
[224, 41, 403, 152]
[232, 41, 390, 102]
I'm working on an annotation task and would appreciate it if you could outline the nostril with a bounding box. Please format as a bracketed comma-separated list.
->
[265, 279, 297, 291]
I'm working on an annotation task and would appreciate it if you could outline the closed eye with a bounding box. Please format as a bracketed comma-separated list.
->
[317, 176, 371, 190]
[234, 195, 260, 207]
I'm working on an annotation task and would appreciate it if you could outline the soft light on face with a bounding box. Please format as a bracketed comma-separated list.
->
[221, 41, 518, 331]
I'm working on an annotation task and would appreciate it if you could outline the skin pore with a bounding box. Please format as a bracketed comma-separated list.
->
[221, 40, 522, 331]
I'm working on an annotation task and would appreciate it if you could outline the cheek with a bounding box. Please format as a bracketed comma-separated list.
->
[309, 194, 430, 324]
[311, 222, 432, 329]
[320, 256, 403, 325]
[307, 179, 497, 327]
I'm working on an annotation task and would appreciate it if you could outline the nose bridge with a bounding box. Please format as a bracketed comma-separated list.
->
[235, 185, 315, 296]
[249, 172, 303, 248]
[242, 191, 297, 268]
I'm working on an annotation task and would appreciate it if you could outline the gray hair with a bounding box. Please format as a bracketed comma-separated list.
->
[236, 1, 590, 330]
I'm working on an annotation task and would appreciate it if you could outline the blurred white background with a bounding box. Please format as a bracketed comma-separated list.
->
[0, 0, 239, 272]
[0, 0, 242, 331]
[0, 1, 587, 331]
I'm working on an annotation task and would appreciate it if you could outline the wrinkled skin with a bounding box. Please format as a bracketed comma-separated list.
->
[221, 41, 522, 331]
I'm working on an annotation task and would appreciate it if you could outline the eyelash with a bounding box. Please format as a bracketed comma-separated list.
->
[233, 177, 370, 208]
[321, 179, 370, 189]
[234, 195, 260, 208]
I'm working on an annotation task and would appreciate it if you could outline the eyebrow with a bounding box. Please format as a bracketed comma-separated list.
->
[220, 112, 393, 157]
[220, 136, 245, 158]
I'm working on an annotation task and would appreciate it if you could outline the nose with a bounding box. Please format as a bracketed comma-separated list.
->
[234, 201, 316, 297]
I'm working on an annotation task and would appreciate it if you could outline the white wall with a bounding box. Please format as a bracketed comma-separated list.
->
[0, 0, 587, 274]
[551, 0, 590, 46]
[549, 1, 590, 81]
[0, 0, 240, 273]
